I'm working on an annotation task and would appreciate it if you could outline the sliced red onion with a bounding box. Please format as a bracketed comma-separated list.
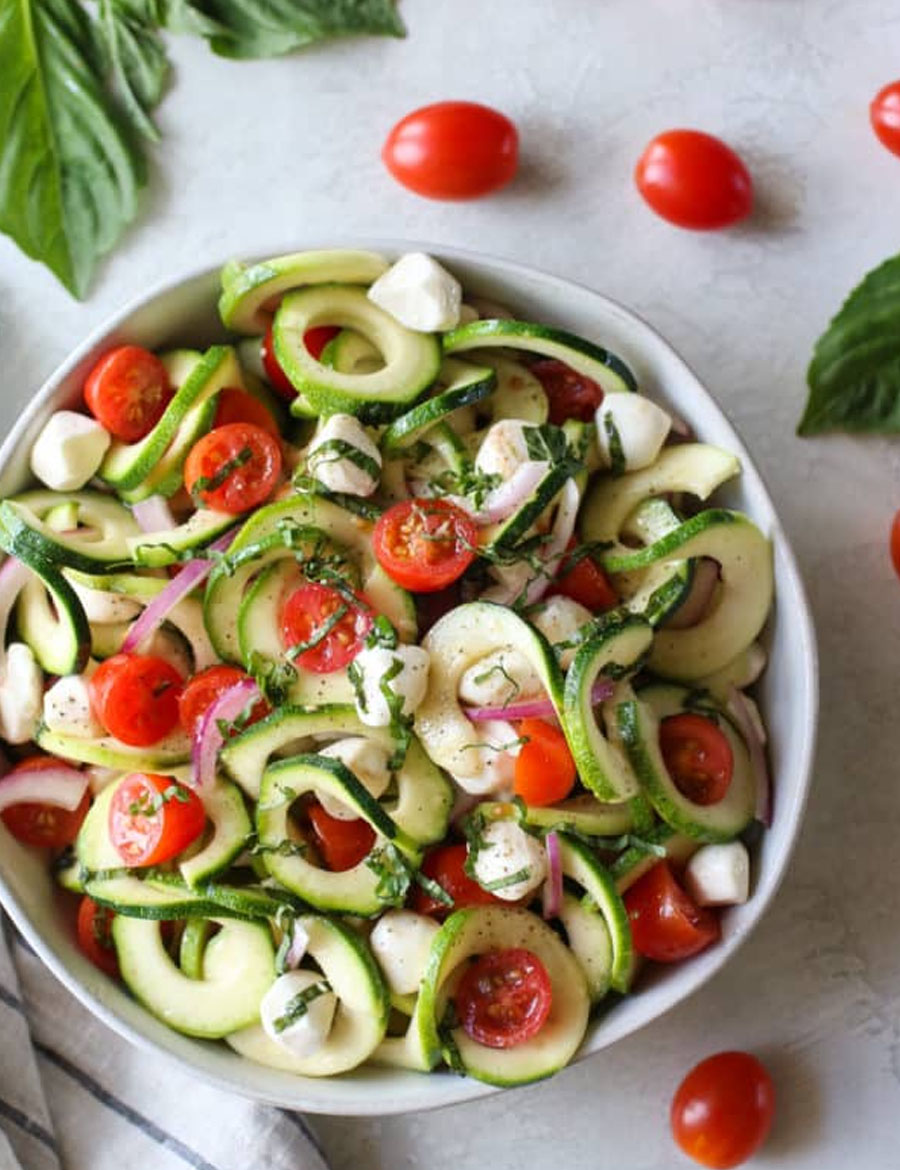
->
[121, 529, 235, 655]
[131, 496, 177, 534]
[727, 685, 772, 827]
[668, 411, 694, 440]
[465, 678, 615, 723]
[0, 765, 88, 815]
[524, 479, 580, 607]
[664, 558, 720, 630]
[542, 831, 563, 920]
[481, 461, 550, 524]
[283, 920, 310, 970]
[0, 556, 33, 676]
[191, 677, 261, 789]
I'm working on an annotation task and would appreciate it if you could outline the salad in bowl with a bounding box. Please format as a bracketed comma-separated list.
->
[0, 247, 810, 1101]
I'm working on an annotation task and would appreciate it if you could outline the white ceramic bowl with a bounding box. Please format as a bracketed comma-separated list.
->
[0, 243, 818, 1115]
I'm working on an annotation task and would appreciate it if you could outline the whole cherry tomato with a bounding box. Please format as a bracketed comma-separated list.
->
[635, 130, 753, 230]
[671, 1051, 776, 1168]
[871, 80, 900, 157]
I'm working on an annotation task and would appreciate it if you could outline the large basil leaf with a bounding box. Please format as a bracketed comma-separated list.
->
[799, 254, 900, 435]
[0, 0, 144, 297]
[167, 0, 405, 59]
[98, 0, 170, 142]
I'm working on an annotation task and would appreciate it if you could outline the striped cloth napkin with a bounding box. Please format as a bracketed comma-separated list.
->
[0, 916, 329, 1170]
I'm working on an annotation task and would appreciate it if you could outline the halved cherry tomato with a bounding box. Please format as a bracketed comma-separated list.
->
[454, 947, 552, 1049]
[531, 359, 604, 425]
[84, 345, 173, 442]
[871, 80, 900, 158]
[624, 861, 720, 963]
[383, 101, 518, 200]
[261, 324, 340, 400]
[514, 719, 577, 806]
[671, 1051, 776, 1168]
[213, 388, 279, 438]
[76, 896, 120, 978]
[890, 509, 900, 579]
[280, 582, 372, 674]
[109, 773, 206, 867]
[659, 713, 733, 805]
[183, 422, 282, 514]
[0, 756, 90, 849]
[89, 653, 183, 747]
[552, 541, 619, 611]
[178, 665, 269, 737]
[635, 130, 753, 230]
[307, 802, 375, 871]
[373, 499, 478, 593]
[410, 843, 508, 919]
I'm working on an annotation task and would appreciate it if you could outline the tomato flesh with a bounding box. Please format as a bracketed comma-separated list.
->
[514, 719, 577, 806]
[76, 896, 120, 978]
[184, 422, 282, 514]
[890, 509, 900, 579]
[109, 773, 206, 867]
[0, 757, 90, 849]
[383, 101, 518, 200]
[307, 802, 375, 871]
[531, 359, 604, 424]
[624, 861, 720, 963]
[84, 346, 172, 442]
[373, 499, 478, 593]
[635, 130, 753, 230]
[871, 80, 900, 158]
[659, 713, 733, 806]
[213, 388, 279, 438]
[410, 843, 508, 919]
[89, 653, 183, 747]
[261, 324, 297, 399]
[454, 947, 552, 1049]
[552, 541, 619, 611]
[280, 582, 372, 674]
[671, 1051, 776, 1168]
[178, 665, 268, 737]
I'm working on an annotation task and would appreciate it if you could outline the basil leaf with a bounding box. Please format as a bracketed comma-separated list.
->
[169, 0, 405, 59]
[798, 253, 900, 435]
[0, 0, 145, 298]
[99, 0, 170, 142]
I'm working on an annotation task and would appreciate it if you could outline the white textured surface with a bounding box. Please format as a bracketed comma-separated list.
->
[1, 0, 899, 1163]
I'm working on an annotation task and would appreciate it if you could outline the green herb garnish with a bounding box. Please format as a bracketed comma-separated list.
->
[272, 979, 332, 1034]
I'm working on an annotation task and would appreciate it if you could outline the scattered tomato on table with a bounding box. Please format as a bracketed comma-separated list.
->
[634, 129, 753, 230]
[671, 1051, 776, 1168]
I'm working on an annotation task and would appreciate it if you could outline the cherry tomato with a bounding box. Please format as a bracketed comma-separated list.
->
[183, 422, 282, 514]
[659, 713, 733, 806]
[382, 101, 518, 200]
[109, 773, 206, 867]
[454, 947, 552, 1049]
[514, 719, 577, 806]
[890, 509, 900, 580]
[261, 324, 297, 399]
[552, 541, 619, 611]
[531, 359, 604, 425]
[280, 582, 372, 674]
[84, 346, 172, 442]
[871, 80, 900, 157]
[213, 388, 279, 438]
[178, 665, 269, 737]
[89, 653, 183, 747]
[671, 1051, 776, 1168]
[624, 861, 720, 963]
[410, 843, 508, 919]
[0, 756, 90, 849]
[373, 499, 478, 593]
[307, 801, 375, 871]
[76, 896, 119, 978]
[635, 130, 753, 230]
[304, 325, 341, 360]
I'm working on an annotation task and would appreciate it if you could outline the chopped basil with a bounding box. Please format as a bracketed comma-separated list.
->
[470, 661, 521, 706]
[285, 603, 349, 661]
[378, 656, 413, 771]
[309, 438, 381, 483]
[366, 842, 413, 905]
[603, 414, 626, 476]
[127, 782, 190, 818]
[365, 615, 399, 651]
[477, 866, 531, 893]
[272, 979, 332, 1034]
[190, 445, 253, 500]
[347, 660, 367, 713]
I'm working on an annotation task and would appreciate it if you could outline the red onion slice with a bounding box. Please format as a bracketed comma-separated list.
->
[726, 685, 772, 827]
[283, 920, 310, 970]
[131, 496, 177, 534]
[542, 830, 563, 920]
[664, 558, 720, 630]
[191, 677, 262, 789]
[465, 678, 614, 723]
[121, 529, 235, 655]
[0, 765, 88, 814]
[524, 479, 580, 607]
[0, 556, 32, 675]
[481, 461, 550, 524]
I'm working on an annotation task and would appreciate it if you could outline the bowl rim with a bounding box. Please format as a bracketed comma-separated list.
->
[0, 239, 819, 1115]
